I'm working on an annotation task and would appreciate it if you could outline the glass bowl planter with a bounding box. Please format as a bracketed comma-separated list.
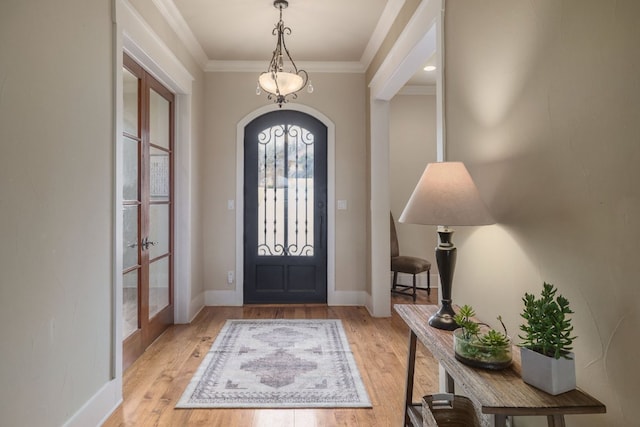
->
[453, 328, 512, 370]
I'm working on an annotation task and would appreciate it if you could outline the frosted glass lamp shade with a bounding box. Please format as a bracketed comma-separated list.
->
[259, 71, 304, 97]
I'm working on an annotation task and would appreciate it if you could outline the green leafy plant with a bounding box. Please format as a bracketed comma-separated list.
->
[453, 305, 511, 368]
[453, 305, 481, 339]
[519, 282, 576, 359]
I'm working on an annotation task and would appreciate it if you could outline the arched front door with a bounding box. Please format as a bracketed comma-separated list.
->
[244, 110, 327, 304]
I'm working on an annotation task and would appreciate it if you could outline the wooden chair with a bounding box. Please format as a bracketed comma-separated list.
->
[390, 212, 431, 301]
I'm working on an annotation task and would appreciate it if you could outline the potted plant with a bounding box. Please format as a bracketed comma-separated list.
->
[452, 305, 512, 370]
[519, 282, 577, 395]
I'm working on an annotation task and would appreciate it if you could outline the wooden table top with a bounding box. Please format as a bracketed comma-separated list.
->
[395, 304, 606, 416]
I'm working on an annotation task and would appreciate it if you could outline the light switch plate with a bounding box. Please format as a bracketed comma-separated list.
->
[337, 200, 348, 210]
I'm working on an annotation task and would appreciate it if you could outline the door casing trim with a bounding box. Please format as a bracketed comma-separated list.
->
[235, 103, 336, 306]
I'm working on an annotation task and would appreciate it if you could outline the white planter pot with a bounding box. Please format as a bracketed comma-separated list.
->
[520, 347, 576, 395]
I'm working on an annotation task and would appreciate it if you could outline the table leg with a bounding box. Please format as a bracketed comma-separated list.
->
[547, 415, 566, 427]
[494, 414, 507, 427]
[444, 368, 454, 393]
[404, 331, 417, 426]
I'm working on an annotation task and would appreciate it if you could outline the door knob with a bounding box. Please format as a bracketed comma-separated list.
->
[141, 237, 158, 250]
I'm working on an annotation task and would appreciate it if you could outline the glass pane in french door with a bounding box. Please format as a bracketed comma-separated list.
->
[123, 68, 138, 136]
[149, 147, 169, 202]
[149, 257, 169, 319]
[123, 269, 139, 339]
[123, 205, 139, 270]
[122, 136, 139, 201]
[149, 89, 170, 149]
[149, 204, 169, 259]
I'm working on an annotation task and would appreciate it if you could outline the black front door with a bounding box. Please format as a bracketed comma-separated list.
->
[244, 110, 327, 304]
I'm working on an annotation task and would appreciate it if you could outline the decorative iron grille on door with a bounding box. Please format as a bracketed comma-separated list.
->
[257, 123, 315, 257]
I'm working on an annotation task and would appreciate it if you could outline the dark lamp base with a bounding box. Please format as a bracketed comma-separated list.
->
[428, 305, 458, 331]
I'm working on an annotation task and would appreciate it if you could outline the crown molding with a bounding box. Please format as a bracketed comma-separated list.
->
[360, 0, 406, 69]
[151, 0, 208, 68]
[204, 60, 366, 74]
[149, 0, 403, 74]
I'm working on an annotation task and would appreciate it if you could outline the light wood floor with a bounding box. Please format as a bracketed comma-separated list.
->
[103, 291, 440, 427]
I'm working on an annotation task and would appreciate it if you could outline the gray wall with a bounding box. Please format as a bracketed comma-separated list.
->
[445, 1, 640, 425]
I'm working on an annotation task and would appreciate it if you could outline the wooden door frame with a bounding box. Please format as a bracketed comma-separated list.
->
[121, 53, 175, 369]
[234, 104, 336, 306]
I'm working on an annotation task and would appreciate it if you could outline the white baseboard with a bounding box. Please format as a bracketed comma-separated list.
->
[205, 290, 241, 306]
[328, 290, 368, 306]
[62, 379, 122, 427]
[188, 291, 205, 323]
[204, 289, 368, 306]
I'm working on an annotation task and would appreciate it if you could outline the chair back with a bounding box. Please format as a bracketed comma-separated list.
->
[390, 212, 400, 257]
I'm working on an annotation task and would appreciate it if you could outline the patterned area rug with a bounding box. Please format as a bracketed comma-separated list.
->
[176, 319, 371, 408]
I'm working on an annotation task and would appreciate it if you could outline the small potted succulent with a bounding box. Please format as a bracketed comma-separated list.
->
[519, 282, 577, 395]
[453, 305, 512, 370]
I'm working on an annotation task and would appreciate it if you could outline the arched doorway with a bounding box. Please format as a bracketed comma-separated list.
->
[243, 110, 328, 303]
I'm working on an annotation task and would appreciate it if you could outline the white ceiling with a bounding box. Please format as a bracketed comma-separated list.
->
[156, 0, 435, 86]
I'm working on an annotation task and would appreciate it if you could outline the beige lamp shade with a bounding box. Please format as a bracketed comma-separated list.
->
[399, 162, 494, 226]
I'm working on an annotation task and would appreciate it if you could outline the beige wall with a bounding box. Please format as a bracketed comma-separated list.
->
[390, 94, 438, 270]
[0, 0, 206, 424]
[0, 1, 113, 425]
[203, 72, 368, 294]
[445, 1, 640, 425]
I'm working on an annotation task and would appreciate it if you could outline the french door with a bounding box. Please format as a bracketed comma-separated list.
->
[122, 54, 174, 369]
[244, 110, 327, 304]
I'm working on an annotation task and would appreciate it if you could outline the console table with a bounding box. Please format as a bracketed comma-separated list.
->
[395, 304, 606, 427]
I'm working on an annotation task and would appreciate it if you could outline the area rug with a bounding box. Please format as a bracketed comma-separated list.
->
[176, 319, 371, 408]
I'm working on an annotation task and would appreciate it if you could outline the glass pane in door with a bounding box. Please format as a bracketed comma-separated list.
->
[286, 126, 314, 256]
[257, 125, 314, 256]
[149, 204, 169, 260]
[123, 206, 139, 270]
[149, 147, 169, 202]
[122, 136, 139, 201]
[149, 257, 169, 319]
[123, 269, 139, 338]
[123, 68, 138, 136]
[149, 89, 170, 149]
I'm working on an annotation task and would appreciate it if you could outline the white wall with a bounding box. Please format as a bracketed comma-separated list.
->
[0, 1, 113, 425]
[445, 1, 640, 426]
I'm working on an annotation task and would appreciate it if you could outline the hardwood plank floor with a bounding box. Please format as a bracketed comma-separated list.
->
[103, 291, 440, 426]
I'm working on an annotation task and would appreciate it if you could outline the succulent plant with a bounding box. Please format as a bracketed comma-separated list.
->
[519, 282, 576, 359]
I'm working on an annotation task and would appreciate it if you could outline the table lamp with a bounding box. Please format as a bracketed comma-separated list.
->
[399, 162, 494, 330]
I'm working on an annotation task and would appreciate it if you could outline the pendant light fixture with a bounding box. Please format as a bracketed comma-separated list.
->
[257, 0, 312, 107]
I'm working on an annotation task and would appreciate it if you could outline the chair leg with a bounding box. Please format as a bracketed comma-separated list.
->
[427, 268, 431, 296]
[412, 274, 417, 302]
[392, 272, 398, 290]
